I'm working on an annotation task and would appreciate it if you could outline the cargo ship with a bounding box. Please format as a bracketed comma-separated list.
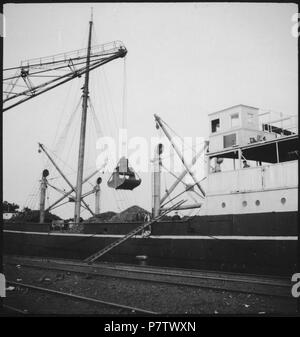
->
[3, 18, 298, 276]
[4, 103, 298, 275]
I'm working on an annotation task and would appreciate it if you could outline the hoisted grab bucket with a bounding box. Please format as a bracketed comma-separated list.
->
[107, 157, 141, 190]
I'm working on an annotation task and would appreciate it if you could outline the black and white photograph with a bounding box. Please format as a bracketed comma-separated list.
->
[0, 2, 299, 319]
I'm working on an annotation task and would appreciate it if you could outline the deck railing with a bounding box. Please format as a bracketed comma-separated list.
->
[207, 160, 298, 195]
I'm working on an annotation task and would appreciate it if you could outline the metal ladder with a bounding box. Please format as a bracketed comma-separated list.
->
[84, 200, 185, 264]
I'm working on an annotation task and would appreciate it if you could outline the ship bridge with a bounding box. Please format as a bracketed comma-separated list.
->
[202, 105, 298, 217]
[207, 134, 298, 164]
[206, 104, 298, 169]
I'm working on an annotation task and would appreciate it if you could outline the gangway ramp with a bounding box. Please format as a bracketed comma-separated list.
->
[84, 200, 186, 264]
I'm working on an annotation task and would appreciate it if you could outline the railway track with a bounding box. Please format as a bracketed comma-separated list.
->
[2, 304, 29, 315]
[4, 256, 292, 298]
[4, 280, 159, 315]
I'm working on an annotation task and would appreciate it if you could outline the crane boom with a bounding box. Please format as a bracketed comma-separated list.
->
[3, 41, 127, 111]
[154, 114, 206, 197]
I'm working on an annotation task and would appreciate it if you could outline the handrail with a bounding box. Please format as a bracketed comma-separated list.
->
[20, 41, 126, 67]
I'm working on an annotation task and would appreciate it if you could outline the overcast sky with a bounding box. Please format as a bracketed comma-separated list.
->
[3, 3, 298, 219]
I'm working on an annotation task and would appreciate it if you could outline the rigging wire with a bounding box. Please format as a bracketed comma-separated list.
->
[104, 61, 134, 210]
[90, 28, 116, 138]
[119, 59, 134, 209]
[24, 182, 39, 208]
[122, 58, 127, 130]
[84, 106, 98, 193]
[95, 68, 115, 137]
[44, 145, 77, 177]
[51, 80, 80, 150]
[27, 182, 40, 210]
[158, 120, 209, 189]
[88, 97, 104, 137]
[39, 77, 82, 197]
[24, 180, 39, 207]
[14, 23, 129, 219]
[46, 43, 97, 210]
[63, 114, 80, 176]
[156, 117, 207, 206]
[91, 64, 126, 212]
[160, 118, 197, 156]
[161, 176, 206, 209]
[54, 98, 82, 166]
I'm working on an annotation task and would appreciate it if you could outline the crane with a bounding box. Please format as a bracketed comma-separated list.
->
[3, 16, 128, 226]
[154, 114, 206, 197]
[3, 41, 127, 112]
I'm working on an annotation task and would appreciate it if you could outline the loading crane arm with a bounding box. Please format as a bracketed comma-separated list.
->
[154, 114, 206, 197]
[3, 41, 127, 112]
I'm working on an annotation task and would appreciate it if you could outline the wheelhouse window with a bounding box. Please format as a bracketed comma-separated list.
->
[211, 118, 220, 133]
[223, 133, 237, 148]
[247, 113, 255, 125]
[231, 113, 239, 128]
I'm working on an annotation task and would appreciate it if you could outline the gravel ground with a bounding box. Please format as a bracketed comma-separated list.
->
[3, 264, 298, 315]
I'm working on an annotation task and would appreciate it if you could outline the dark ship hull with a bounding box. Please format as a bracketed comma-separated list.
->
[3, 211, 298, 276]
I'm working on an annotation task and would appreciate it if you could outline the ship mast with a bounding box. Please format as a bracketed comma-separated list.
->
[74, 13, 93, 225]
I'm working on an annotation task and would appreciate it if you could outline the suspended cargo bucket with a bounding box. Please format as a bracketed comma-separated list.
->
[107, 157, 141, 190]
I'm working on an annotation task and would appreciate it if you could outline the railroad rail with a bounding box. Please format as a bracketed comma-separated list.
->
[4, 256, 292, 298]
[5, 280, 159, 315]
[2, 304, 28, 315]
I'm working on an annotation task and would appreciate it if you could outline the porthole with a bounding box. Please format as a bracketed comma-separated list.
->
[221, 202, 226, 208]
[255, 200, 260, 206]
[242, 201, 247, 207]
[281, 197, 286, 205]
